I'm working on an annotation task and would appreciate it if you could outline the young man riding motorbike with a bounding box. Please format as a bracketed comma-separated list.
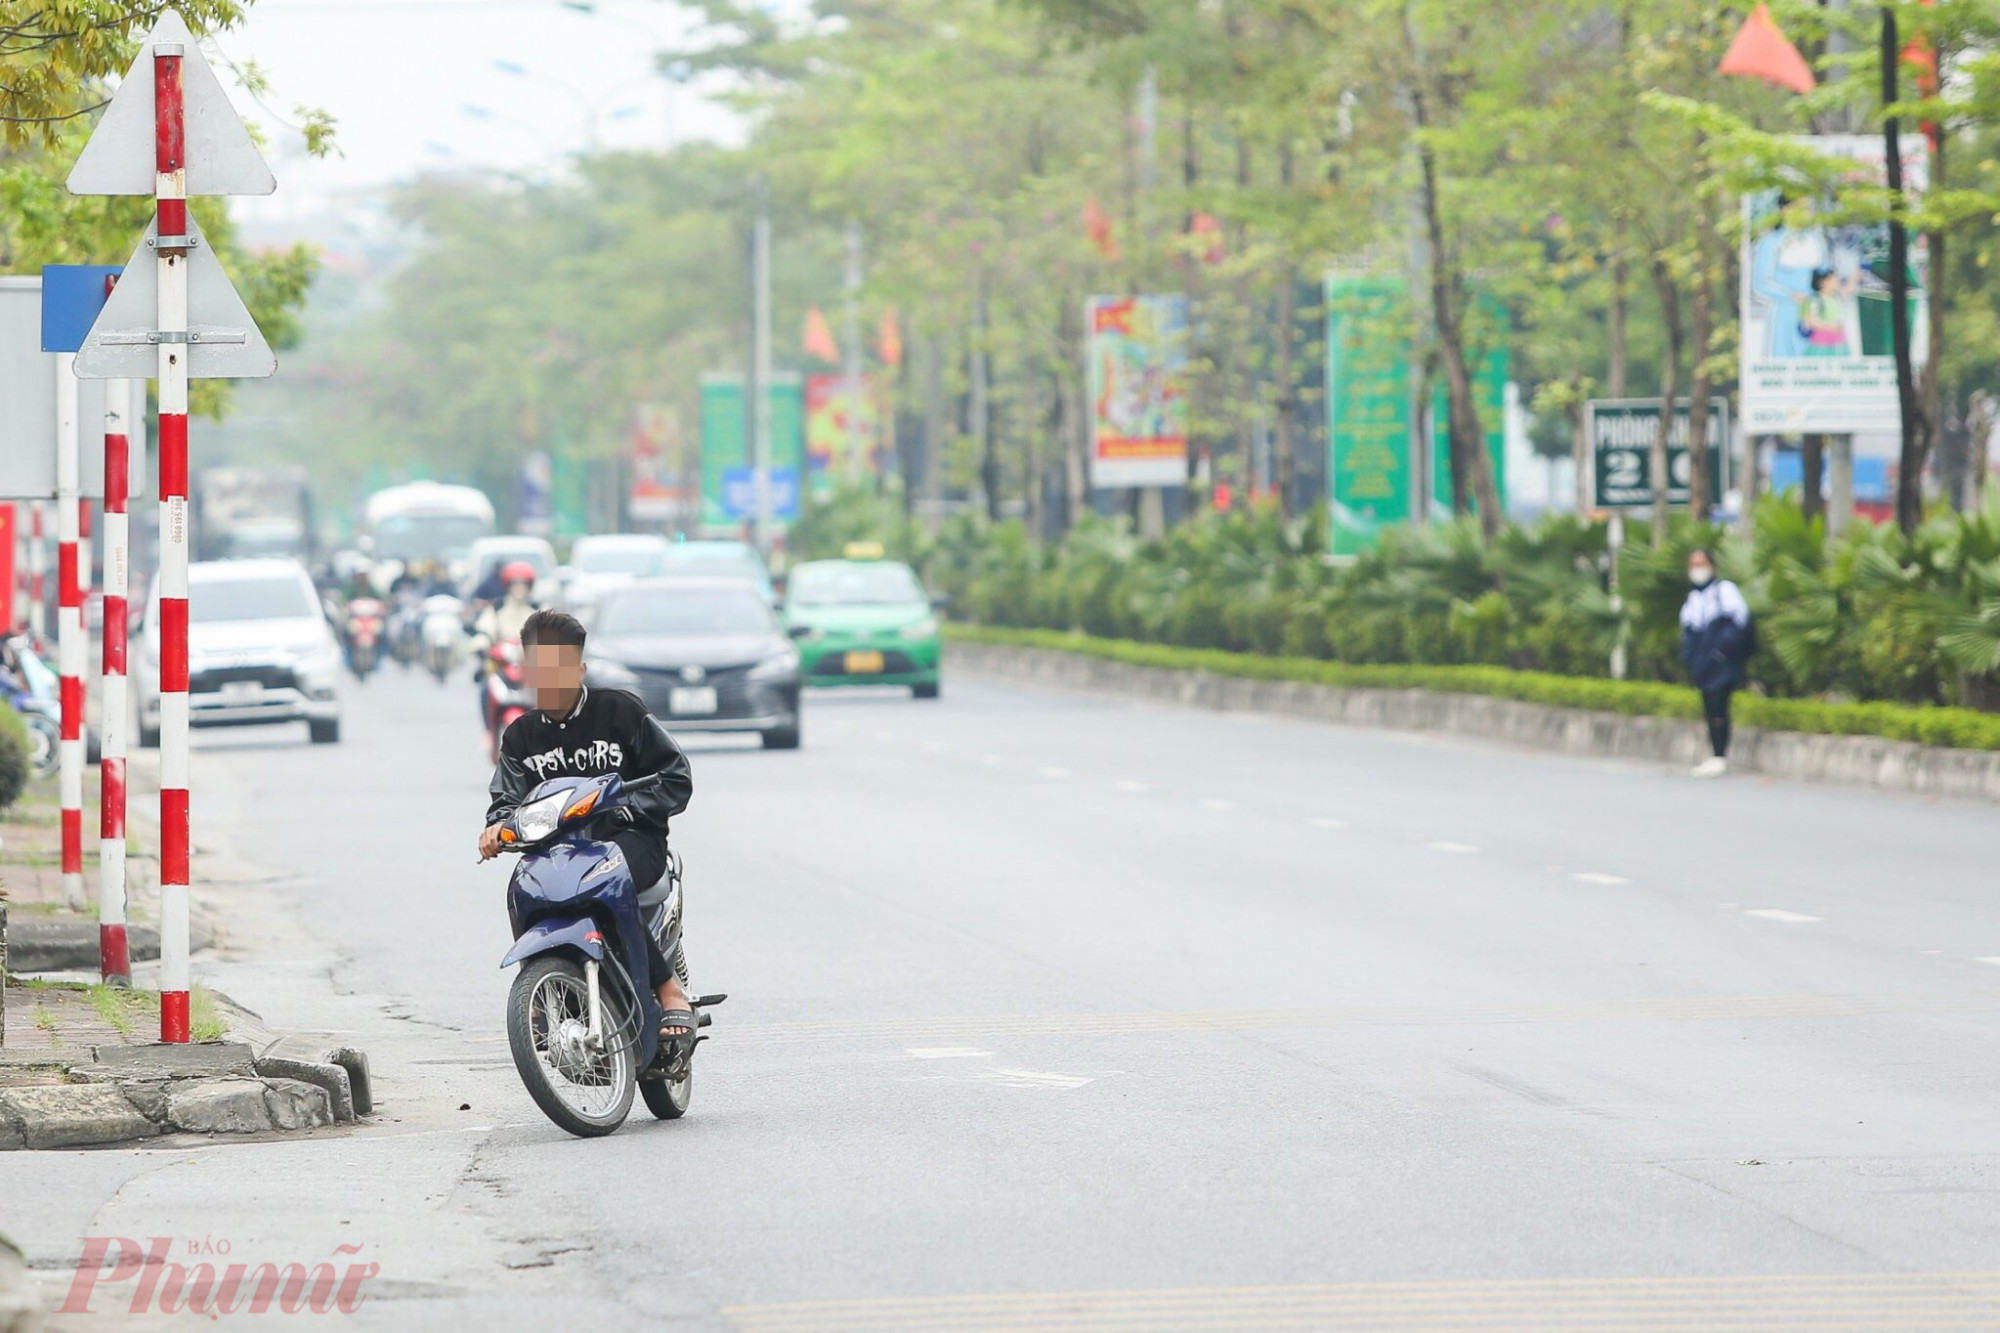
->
[478, 609, 700, 1044]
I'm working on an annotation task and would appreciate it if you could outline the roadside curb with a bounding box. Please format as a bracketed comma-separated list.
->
[4, 917, 217, 975]
[955, 641, 2000, 804]
[0, 997, 372, 1151]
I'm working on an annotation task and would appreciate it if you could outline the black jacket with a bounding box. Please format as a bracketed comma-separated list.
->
[484, 687, 692, 838]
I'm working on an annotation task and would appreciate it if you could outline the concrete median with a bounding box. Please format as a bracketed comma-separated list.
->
[955, 640, 2000, 805]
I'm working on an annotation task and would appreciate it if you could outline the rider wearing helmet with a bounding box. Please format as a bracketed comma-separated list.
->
[475, 560, 540, 647]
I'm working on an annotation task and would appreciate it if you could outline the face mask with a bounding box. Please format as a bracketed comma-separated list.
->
[1689, 568, 1714, 588]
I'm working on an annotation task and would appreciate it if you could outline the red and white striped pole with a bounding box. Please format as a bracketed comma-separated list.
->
[55, 351, 85, 913]
[100, 372, 134, 986]
[27, 501, 45, 644]
[154, 43, 193, 1043]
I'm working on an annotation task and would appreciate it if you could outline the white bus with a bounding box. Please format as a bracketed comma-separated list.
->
[361, 482, 496, 574]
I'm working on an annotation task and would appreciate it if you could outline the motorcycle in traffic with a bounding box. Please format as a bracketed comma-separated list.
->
[344, 597, 386, 680]
[478, 639, 531, 761]
[0, 634, 63, 778]
[420, 594, 465, 683]
[493, 770, 721, 1136]
[387, 590, 426, 671]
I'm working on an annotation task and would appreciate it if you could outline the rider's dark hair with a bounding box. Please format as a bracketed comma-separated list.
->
[521, 609, 587, 652]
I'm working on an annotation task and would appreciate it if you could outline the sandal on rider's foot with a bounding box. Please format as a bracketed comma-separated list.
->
[657, 1009, 699, 1046]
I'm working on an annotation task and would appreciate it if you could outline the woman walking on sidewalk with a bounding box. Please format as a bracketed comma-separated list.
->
[1680, 548, 1753, 778]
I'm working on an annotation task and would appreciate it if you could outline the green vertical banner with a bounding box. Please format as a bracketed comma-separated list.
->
[550, 424, 590, 539]
[1325, 276, 1411, 556]
[699, 373, 806, 532]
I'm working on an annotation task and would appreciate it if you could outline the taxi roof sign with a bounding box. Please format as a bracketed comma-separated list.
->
[842, 541, 886, 560]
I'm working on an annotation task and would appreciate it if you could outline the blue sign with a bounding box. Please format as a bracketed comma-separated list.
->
[721, 466, 800, 520]
[40, 265, 123, 353]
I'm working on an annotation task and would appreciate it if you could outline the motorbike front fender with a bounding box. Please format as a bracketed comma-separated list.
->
[501, 916, 607, 969]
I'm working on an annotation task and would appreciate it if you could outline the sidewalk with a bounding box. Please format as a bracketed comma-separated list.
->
[1, 767, 371, 1150]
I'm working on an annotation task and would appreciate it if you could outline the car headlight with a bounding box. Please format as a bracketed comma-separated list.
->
[789, 625, 824, 642]
[748, 649, 800, 681]
[900, 617, 939, 640]
[587, 657, 640, 689]
[513, 791, 567, 843]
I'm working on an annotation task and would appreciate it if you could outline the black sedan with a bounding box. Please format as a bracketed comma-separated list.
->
[583, 577, 802, 749]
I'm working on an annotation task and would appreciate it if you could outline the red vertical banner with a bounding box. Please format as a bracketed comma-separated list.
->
[0, 504, 14, 631]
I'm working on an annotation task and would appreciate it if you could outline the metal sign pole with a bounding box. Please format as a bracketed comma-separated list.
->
[153, 40, 193, 1043]
[100, 374, 133, 985]
[55, 352, 85, 912]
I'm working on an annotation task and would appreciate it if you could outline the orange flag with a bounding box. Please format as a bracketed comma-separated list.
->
[1719, 4, 1817, 95]
[877, 307, 903, 368]
[803, 307, 840, 363]
[1189, 212, 1225, 265]
[1083, 197, 1120, 261]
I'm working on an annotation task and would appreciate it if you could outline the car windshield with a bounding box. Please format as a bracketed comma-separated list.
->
[660, 545, 767, 584]
[598, 588, 775, 636]
[372, 514, 491, 563]
[790, 563, 924, 607]
[576, 544, 664, 576]
[189, 577, 316, 623]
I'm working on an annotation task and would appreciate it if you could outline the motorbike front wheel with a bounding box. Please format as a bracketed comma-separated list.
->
[23, 715, 57, 778]
[639, 1067, 692, 1120]
[506, 956, 635, 1137]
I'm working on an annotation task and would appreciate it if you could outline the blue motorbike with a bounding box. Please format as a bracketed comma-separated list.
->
[494, 771, 721, 1136]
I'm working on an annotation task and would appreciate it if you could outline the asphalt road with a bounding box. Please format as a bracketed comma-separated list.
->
[9, 663, 2000, 1330]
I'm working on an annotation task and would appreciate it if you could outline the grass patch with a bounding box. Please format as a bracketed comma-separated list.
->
[190, 988, 227, 1043]
[950, 624, 2000, 752]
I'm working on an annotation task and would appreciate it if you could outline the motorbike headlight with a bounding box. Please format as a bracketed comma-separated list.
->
[900, 617, 939, 640]
[513, 791, 567, 844]
[587, 657, 640, 690]
[748, 649, 800, 681]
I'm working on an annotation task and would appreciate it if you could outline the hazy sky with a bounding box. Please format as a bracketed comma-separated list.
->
[210, 0, 742, 232]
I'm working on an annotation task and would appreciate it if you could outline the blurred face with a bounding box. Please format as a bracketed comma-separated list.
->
[527, 642, 586, 716]
[1687, 554, 1715, 587]
[506, 579, 532, 601]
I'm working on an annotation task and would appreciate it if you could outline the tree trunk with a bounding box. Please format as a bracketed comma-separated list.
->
[1274, 270, 1297, 520]
[1404, 17, 1499, 541]
[1647, 258, 1684, 544]
[1883, 9, 1931, 534]
[1570, 378, 1591, 516]
[1687, 155, 1720, 522]
[1801, 433, 1825, 524]
[1609, 214, 1629, 398]
[1058, 296, 1087, 532]
[922, 330, 945, 526]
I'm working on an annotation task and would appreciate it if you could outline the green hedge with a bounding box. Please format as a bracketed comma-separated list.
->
[949, 625, 2000, 752]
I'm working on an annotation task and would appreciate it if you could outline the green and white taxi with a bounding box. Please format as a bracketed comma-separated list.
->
[782, 545, 941, 698]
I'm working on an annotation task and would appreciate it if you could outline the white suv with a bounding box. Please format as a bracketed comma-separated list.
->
[138, 559, 344, 747]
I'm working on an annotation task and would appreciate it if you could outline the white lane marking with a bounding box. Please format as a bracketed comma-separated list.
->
[906, 1047, 992, 1059]
[1976, 957, 2000, 967]
[1428, 841, 1479, 855]
[1311, 817, 1349, 829]
[1571, 872, 1630, 886]
[1202, 798, 1236, 812]
[975, 1068, 1097, 1090]
[1745, 909, 1823, 924]
[1116, 779, 1149, 794]
[1039, 766, 1069, 779]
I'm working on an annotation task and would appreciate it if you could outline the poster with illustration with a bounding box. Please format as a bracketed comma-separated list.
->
[1740, 135, 1928, 434]
[805, 373, 884, 494]
[1088, 295, 1190, 488]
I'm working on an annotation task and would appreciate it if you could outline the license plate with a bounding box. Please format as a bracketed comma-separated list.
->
[668, 686, 717, 716]
[844, 651, 884, 674]
[220, 681, 264, 704]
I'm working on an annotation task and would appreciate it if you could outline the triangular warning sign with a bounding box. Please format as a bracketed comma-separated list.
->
[73, 215, 276, 381]
[66, 11, 274, 197]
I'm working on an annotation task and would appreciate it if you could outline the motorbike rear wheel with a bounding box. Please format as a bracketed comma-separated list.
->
[23, 715, 57, 778]
[639, 1067, 693, 1120]
[506, 956, 635, 1137]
